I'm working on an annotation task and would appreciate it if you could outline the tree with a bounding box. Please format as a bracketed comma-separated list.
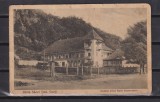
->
[122, 21, 147, 74]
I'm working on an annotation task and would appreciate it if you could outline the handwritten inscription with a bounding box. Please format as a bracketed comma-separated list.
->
[22, 90, 57, 94]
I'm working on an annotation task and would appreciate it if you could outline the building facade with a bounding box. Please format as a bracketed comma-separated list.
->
[42, 30, 113, 68]
[103, 49, 140, 68]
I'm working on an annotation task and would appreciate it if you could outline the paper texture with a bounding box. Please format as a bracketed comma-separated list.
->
[9, 4, 152, 96]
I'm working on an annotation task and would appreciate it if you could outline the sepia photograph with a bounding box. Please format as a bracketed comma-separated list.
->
[9, 4, 151, 95]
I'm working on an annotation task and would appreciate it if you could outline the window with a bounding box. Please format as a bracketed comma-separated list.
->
[69, 53, 71, 58]
[67, 54, 69, 58]
[88, 53, 91, 57]
[76, 53, 79, 58]
[50, 56, 52, 61]
[106, 61, 108, 65]
[62, 62, 65, 67]
[55, 62, 59, 66]
[55, 55, 57, 59]
[61, 54, 63, 58]
[65, 54, 69, 58]
[74, 62, 77, 67]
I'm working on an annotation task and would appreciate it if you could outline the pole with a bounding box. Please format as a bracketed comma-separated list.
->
[82, 65, 83, 76]
[90, 66, 92, 76]
[50, 62, 52, 77]
[66, 64, 68, 75]
[51, 62, 55, 77]
[77, 66, 79, 76]
[43, 49, 46, 70]
[98, 67, 99, 75]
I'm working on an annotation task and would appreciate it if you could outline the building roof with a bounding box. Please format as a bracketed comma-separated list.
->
[43, 30, 112, 55]
[43, 37, 84, 54]
[84, 29, 104, 41]
[102, 44, 113, 51]
[104, 49, 124, 60]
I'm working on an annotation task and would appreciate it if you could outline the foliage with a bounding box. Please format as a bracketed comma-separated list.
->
[14, 9, 121, 60]
[122, 21, 147, 65]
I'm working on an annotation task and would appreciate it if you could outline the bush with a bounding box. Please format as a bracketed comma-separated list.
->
[14, 81, 34, 86]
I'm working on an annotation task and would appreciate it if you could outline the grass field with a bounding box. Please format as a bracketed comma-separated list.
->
[14, 67, 148, 90]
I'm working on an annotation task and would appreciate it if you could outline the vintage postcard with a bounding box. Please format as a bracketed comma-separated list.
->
[9, 4, 152, 96]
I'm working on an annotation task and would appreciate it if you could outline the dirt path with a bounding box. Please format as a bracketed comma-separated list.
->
[15, 74, 147, 90]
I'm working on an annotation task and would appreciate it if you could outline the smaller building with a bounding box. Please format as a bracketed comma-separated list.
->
[103, 49, 124, 68]
[103, 49, 140, 68]
[17, 60, 42, 67]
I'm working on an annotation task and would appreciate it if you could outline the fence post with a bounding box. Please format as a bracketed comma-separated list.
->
[90, 66, 92, 76]
[82, 65, 84, 76]
[66, 64, 68, 75]
[51, 61, 55, 77]
[77, 66, 79, 76]
[50, 62, 52, 77]
[98, 67, 99, 75]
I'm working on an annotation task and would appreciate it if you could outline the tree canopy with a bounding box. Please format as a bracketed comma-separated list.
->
[122, 20, 147, 64]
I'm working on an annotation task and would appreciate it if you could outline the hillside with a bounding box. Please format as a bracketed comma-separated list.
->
[14, 9, 122, 60]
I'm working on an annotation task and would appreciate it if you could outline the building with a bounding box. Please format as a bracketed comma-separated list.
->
[103, 49, 124, 68]
[42, 30, 113, 68]
[17, 60, 42, 67]
[104, 49, 140, 68]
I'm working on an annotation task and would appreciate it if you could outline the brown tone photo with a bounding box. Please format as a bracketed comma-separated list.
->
[9, 4, 152, 96]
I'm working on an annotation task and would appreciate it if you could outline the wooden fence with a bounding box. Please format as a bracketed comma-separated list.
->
[49, 63, 139, 77]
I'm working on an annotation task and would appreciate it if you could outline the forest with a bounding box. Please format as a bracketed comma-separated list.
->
[14, 9, 146, 66]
